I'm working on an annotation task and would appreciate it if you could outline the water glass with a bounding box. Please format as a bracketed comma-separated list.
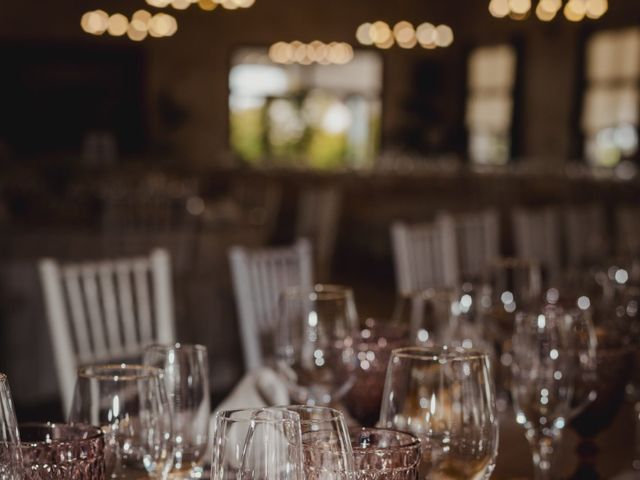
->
[211, 408, 303, 480]
[276, 284, 358, 405]
[379, 346, 499, 479]
[144, 343, 210, 479]
[511, 308, 577, 480]
[350, 428, 421, 480]
[284, 406, 354, 480]
[0, 373, 22, 480]
[19, 423, 105, 480]
[68, 364, 173, 479]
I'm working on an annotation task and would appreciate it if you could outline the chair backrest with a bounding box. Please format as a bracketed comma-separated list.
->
[616, 205, 640, 257]
[229, 239, 314, 371]
[295, 187, 342, 281]
[391, 218, 459, 295]
[38, 248, 175, 413]
[438, 210, 500, 282]
[563, 204, 608, 267]
[512, 207, 562, 281]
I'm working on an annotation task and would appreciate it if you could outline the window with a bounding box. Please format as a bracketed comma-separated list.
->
[582, 27, 640, 167]
[465, 44, 517, 165]
[229, 48, 382, 169]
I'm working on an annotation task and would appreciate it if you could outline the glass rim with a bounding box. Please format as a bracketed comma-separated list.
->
[144, 342, 207, 354]
[397, 287, 457, 300]
[281, 284, 354, 301]
[18, 422, 103, 447]
[279, 405, 346, 424]
[77, 363, 162, 381]
[214, 407, 301, 425]
[391, 346, 489, 362]
[349, 427, 421, 453]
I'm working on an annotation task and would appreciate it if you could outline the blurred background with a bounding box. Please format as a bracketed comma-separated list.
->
[0, 0, 638, 427]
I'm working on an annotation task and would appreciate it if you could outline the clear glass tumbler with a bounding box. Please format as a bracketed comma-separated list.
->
[350, 427, 421, 480]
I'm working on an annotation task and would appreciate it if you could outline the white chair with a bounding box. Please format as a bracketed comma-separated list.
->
[295, 186, 342, 281]
[391, 217, 459, 295]
[438, 209, 500, 282]
[563, 204, 608, 267]
[229, 239, 313, 371]
[39, 248, 175, 413]
[616, 205, 640, 258]
[512, 207, 562, 281]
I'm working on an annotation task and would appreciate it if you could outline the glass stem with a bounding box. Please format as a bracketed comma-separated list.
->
[527, 432, 557, 480]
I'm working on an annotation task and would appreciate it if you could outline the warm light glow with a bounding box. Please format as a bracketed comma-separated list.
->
[585, 0, 607, 18]
[81, 10, 109, 35]
[268, 41, 353, 65]
[171, 0, 191, 9]
[509, 0, 531, 15]
[416, 22, 437, 47]
[564, 0, 586, 21]
[539, 0, 562, 11]
[536, 2, 557, 20]
[131, 10, 152, 32]
[369, 21, 392, 44]
[107, 14, 129, 37]
[146, 0, 172, 7]
[221, 0, 240, 9]
[127, 23, 148, 41]
[198, 0, 218, 10]
[356, 23, 373, 45]
[149, 13, 176, 37]
[435, 24, 454, 47]
[489, 0, 511, 17]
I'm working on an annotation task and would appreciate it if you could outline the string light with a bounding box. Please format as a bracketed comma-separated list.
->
[145, 0, 254, 10]
[488, 0, 608, 21]
[81, 10, 177, 39]
[356, 20, 454, 50]
[268, 41, 354, 65]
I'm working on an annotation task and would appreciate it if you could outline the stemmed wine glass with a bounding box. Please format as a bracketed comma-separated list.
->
[211, 408, 304, 480]
[510, 307, 581, 480]
[275, 284, 358, 405]
[68, 364, 173, 479]
[144, 343, 210, 479]
[0, 373, 22, 480]
[379, 346, 499, 479]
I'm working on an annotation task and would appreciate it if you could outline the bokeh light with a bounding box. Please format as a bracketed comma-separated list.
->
[268, 41, 353, 65]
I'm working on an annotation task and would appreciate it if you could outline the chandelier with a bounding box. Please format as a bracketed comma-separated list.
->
[355, 21, 454, 50]
[488, 0, 608, 22]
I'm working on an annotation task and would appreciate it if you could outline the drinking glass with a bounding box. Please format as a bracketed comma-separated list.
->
[343, 318, 409, 427]
[391, 288, 456, 346]
[510, 308, 577, 480]
[284, 405, 354, 480]
[275, 284, 358, 405]
[68, 364, 173, 479]
[0, 373, 22, 480]
[144, 343, 210, 479]
[19, 423, 105, 479]
[350, 427, 421, 480]
[379, 347, 499, 479]
[210, 408, 303, 480]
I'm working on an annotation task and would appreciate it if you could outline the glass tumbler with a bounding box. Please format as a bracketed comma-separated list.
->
[350, 428, 421, 480]
[19, 423, 105, 480]
[144, 343, 210, 479]
[68, 364, 173, 479]
[0, 373, 22, 480]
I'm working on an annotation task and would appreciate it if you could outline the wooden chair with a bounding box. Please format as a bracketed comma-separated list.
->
[391, 218, 459, 295]
[39, 248, 175, 413]
[563, 204, 608, 267]
[295, 186, 342, 281]
[229, 239, 313, 371]
[438, 209, 500, 282]
[512, 207, 562, 282]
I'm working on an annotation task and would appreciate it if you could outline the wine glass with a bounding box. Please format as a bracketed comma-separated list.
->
[510, 307, 578, 480]
[379, 346, 499, 479]
[275, 284, 358, 405]
[144, 343, 210, 479]
[284, 405, 354, 480]
[210, 408, 303, 480]
[68, 364, 173, 479]
[342, 318, 409, 427]
[0, 373, 22, 480]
